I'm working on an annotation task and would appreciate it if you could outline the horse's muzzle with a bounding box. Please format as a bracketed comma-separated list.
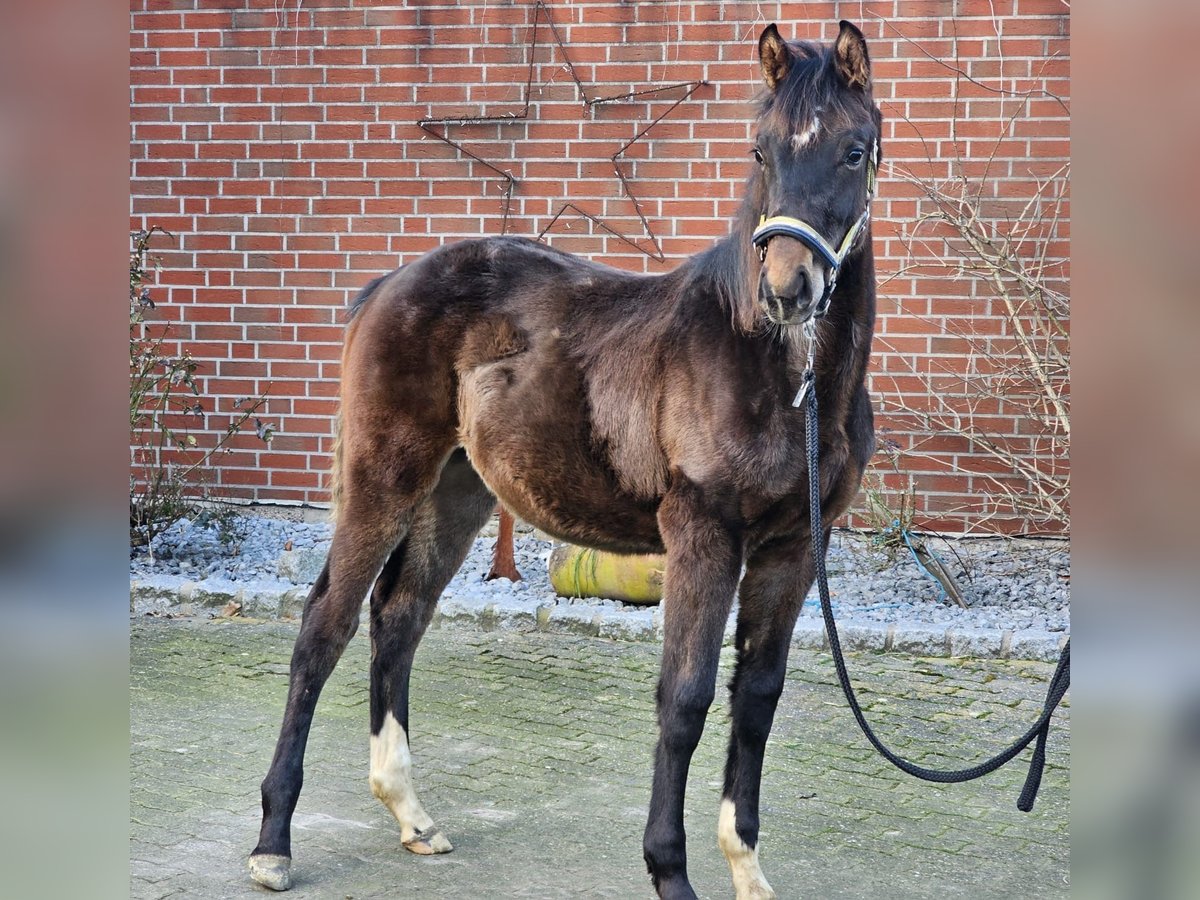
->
[758, 268, 824, 325]
[758, 237, 828, 325]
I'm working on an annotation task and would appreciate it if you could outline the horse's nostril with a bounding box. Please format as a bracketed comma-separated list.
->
[762, 268, 813, 308]
[795, 269, 811, 303]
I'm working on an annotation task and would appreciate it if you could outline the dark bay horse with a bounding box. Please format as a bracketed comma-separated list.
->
[250, 21, 881, 900]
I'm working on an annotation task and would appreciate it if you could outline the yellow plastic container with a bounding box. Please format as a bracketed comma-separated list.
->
[547, 544, 665, 605]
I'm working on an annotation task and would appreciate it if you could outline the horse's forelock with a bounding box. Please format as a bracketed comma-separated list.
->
[756, 42, 872, 140]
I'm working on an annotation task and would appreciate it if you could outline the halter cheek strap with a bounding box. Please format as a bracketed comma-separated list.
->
[751, 140, 878, 318]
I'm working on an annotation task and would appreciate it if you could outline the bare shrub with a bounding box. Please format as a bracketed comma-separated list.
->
[129, 228, 274, 548]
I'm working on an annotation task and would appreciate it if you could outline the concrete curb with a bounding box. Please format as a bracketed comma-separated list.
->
[130, 577, 1069, 662]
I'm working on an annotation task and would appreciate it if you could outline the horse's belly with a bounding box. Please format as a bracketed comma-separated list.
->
[483, 464, 664, 556]
[467, 435, 665, 555]
[457, 354, 663, 555]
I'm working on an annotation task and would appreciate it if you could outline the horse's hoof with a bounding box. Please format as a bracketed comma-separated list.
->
[248, 853, 292, 891]
[403, 826, 453, 855]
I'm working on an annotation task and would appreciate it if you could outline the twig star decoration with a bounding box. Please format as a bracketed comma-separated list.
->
[416, 0, 707, 261]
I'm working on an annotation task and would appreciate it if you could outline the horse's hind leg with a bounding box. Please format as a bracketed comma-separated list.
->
[718, 531, 822, 900]
[248, 452, 450, 892]
[368, 449, 496, 854]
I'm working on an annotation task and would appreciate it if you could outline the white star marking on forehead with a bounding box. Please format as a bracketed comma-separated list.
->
[790, 114, 822, 151]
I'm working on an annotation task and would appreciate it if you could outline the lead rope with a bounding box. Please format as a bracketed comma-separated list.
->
[801, 364, 1070, 811]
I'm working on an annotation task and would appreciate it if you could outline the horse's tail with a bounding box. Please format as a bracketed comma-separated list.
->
[330, 271, 395, 523]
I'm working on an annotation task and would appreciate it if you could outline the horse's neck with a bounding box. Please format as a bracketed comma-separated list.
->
[810, 250, 876, 409]
[744, 249, 875, 419]
[680, 225, 874, 406]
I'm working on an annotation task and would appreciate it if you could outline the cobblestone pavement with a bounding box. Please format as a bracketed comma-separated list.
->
[130, 619, 1069, 899]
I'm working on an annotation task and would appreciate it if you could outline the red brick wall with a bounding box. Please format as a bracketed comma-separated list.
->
[130, 0, 1070, 533]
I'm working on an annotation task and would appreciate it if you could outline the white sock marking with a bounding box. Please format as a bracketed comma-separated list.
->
[369, 712, 437, 844]
[718, 798, 776, 899]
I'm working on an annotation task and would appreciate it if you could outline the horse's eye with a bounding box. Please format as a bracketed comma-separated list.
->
[752, 147, 764, 165]
[845, 147, 865, 166]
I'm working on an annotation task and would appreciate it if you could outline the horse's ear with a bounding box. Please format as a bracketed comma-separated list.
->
[758, 24, 791, 91]
[834, 20, 871, 90]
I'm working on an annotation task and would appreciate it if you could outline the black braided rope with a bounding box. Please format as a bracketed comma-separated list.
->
[802, 370, 1070, 811]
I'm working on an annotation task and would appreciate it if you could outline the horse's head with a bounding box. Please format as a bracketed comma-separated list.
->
[751, 21, 882, 326]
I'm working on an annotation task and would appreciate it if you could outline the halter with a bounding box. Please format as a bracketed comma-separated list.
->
[751, 140, 878, 318]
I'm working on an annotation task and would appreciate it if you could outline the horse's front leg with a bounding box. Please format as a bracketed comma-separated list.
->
[643, 480, 743, 900]
[719, 529, 824, 900]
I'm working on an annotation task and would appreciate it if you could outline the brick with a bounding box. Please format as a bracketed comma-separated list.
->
[130, 0, 1070, 529]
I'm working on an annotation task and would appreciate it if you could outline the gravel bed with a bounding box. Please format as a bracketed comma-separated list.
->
[130, 511, 1069, 636]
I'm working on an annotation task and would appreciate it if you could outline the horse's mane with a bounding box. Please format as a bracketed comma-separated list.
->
[684, 193, 761, 334]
